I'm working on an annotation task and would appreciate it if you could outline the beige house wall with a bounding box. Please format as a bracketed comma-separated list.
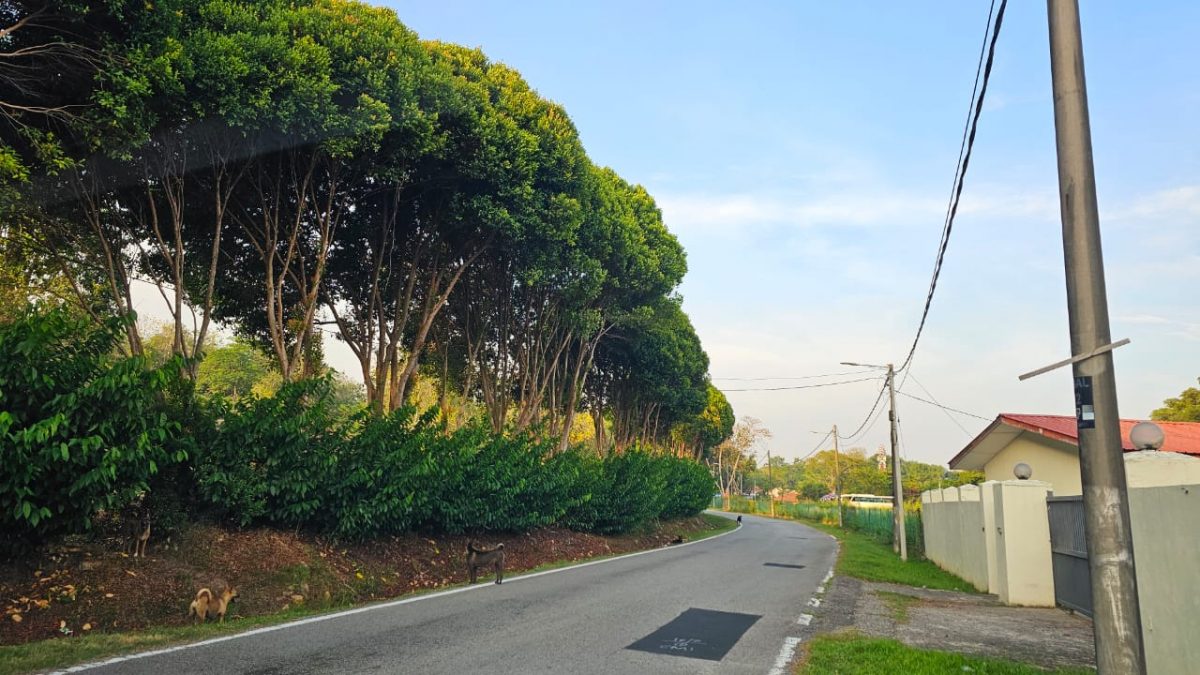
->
[982, 434, 1082, 495]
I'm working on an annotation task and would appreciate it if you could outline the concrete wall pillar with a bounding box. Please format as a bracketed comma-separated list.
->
[992, 479, 1054, 607]
[980, 481, 1000, 594]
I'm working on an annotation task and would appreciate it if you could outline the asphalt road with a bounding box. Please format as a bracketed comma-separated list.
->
[56, 513, 837, 675]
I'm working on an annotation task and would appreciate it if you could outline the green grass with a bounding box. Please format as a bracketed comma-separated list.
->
[797, 633, 1094, 674]
[875, 590, 920, 623]
[804, 521, 977, 593]
[0, 609, 320, 675]
[0, 515, 736, 675]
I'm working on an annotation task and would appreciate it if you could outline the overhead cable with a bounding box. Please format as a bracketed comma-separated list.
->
[897, 0, 1008, 376]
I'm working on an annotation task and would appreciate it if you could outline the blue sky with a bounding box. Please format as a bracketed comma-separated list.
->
[374, 1, 1200, 465]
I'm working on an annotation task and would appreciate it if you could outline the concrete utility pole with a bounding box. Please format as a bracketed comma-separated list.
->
[832, 424, 843, 528]
[1045, 1, 1145, 672]
[886, 363, 907, 561]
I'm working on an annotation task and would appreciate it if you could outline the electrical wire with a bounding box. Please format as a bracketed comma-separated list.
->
[797, 430, 833, 462]
[712, 370, 875, 381]
[903, 371, 976, 434]
[837, 380, 889, 442]
[897, 0, 1008, 377]
[718, 376, 881, 393]
[897, 390, 991, 423]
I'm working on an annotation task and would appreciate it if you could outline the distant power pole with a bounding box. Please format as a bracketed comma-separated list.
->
[832, 424, 843, 528]
[887, 363, 908, 561]
[1046, 1, 1145, 672]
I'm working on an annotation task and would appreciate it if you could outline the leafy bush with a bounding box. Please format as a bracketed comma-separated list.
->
[659, 455, 716, 519]
[193, 377, 345, 528]
[563, 449, 668, 535]
[0, 308, 185, 551]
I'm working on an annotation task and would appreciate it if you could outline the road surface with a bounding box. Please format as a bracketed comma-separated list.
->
[55, 513, 837, 675]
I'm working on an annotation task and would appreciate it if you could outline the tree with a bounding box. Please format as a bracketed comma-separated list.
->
[713, 416, 771, 507]
[1151, 378, 1200, 422]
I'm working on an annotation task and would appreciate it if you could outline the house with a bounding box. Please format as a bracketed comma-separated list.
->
[768, 487, 800, 504]
[948, 413, 1200, 495]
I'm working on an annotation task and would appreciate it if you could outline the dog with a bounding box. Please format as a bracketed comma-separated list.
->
[466, 542, 505, 585]
[187, 586, 239, 623]
[736, 515, 743, 524]
[124, 509, 151, 558]
[669, 534, 685, 545]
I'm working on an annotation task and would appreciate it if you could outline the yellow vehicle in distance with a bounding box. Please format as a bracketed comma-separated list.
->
[840, 493, 893, 509]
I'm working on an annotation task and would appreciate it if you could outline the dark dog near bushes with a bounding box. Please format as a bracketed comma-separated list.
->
[467, 542, 505, 584]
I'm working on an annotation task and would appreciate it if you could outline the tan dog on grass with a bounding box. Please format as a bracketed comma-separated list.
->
[188, 586, 239, 623]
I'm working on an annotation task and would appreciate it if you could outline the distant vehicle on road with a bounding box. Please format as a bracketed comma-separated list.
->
[840, 493, 893, 509]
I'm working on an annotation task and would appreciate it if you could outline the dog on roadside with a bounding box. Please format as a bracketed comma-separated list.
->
[187, 586, 239, 623]
[736, 515, 743, 524]
[466, 542, 505, 585]
[124, 509, 151, 558]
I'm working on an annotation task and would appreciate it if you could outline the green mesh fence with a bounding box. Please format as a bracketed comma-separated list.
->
[712, 495, 925, 559]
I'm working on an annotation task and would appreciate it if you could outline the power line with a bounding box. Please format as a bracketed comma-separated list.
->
[718, 376, 881, 393]
[903, 371, 979, 434]
[896, 390, 991, 422]
[798, 430, 833, 462]
[837, 380, 890, 443]
[712, 369, 875, 382]
[897, 0, 1008, 376]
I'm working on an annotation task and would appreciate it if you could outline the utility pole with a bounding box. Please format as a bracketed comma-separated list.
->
[1046, 1, 1145, 671]
[832, 424, 842, 528]
[887, 363, 907, 561]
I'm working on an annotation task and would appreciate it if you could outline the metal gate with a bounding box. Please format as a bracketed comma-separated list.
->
[1046, 496, 1092, 616]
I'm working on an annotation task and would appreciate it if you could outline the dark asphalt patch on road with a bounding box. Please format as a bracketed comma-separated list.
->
[627, 608, 761, 661]
[762, 562, 806, 569]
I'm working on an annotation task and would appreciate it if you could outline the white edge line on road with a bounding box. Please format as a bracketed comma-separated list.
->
[766, 636, 803, 675]
[50, 514, 743, 674]
[806, 597, 821, 608]
[796, 613, 813, 626]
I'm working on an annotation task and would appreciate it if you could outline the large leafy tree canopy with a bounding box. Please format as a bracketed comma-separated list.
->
[1151, 378, 1200, 422]
[1, 0, 728, 455]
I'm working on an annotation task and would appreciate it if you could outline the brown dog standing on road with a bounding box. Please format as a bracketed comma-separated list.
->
[188, 586, 239, 623]
[466, 542, 505, 585]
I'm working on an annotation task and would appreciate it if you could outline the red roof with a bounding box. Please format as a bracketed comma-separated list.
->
[948, 413, 1200, 470]
[998, 414, 1200, 455]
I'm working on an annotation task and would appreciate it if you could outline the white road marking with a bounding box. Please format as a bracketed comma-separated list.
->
[766, 636, 804, 675]
[796, 613, 813, 626]
[807, 597, 821, 608]
[51, 517, 744, 674]
[822, 568, 834, 584]
[814, 584, 825, 595]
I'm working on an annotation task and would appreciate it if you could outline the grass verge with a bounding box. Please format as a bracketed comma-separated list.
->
[0, 514, 735, 675]
[799, 520, 976, 593]
[796, 632, 1094, 674]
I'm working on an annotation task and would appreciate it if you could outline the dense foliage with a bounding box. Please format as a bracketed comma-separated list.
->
[0, 307, 186, 550]
[0, 1, 729, 551]
[194, 378, 713, 539]
[0, 0, 732, 460]
[1151, 377, 1200, 422]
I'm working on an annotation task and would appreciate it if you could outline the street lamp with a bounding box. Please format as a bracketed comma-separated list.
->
[839, 360, 907, 561]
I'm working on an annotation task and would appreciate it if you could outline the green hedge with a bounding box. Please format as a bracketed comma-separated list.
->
[194, 384, 714, 538]
[0, 309, 715, 549]
[0, 308, 186, 552]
